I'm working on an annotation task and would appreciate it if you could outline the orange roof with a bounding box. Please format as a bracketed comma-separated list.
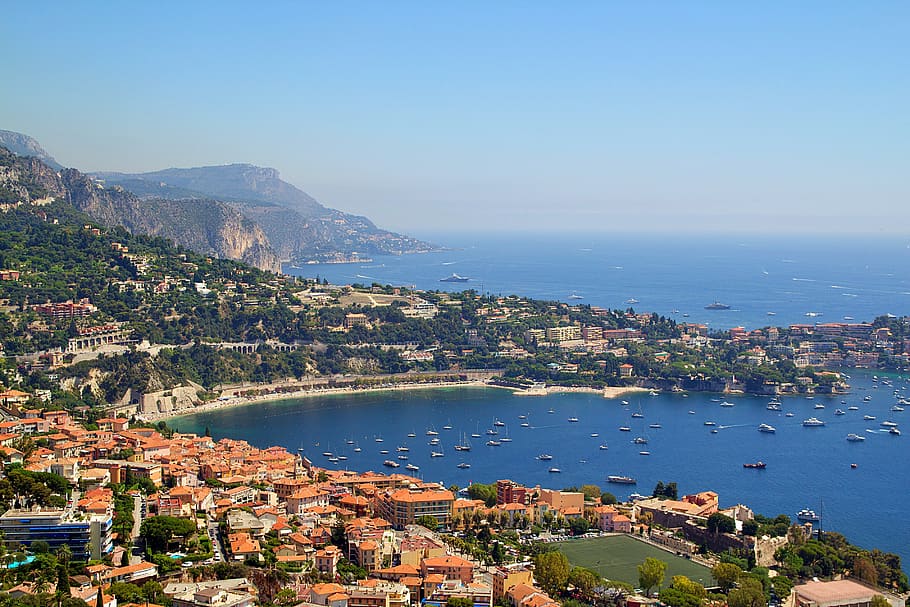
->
[423, 555, 473, 568]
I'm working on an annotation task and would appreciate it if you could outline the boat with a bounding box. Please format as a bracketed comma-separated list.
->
[322, 451, 333, 457]
[599, 444, 609, 450]
[705, 301, 731, 310]
[567, 416, 579, 423]
[846, 433, 866, 442]
[442, 423, 453, 430]
[407, 432, 417, 438]
[440, 273, 470, 282]
[649, 423, 662, 429]
[548, 467, 561, 473]
[537, 453, 554, 460]
[704, 421, 716, 426]
[568, 293, 584, 300]
[353, 446, 362, 453]
[889, 427, 901, 436]
[338, 455, 348, 461]
[375, 437, 384, 443]
[785, 412, 795, 417]
[485, 428, 498, 435]
[471, 432, 481, 438]
[430, 450, 445, 457]
[397, 455, 408, 460]
[892, 405, 905, 412]
[485, 440, 501, 447]
[607, 475, 637, 484]
[590, 432, 600, 437]
[426, 427, 439, 436]
[767, 402, 782, 411]
[649, 391, 659, 397]
[397, 445, 409, 452]
[625, 298, 640, 305]
[428, 437, 440, 445]
[631, 412, 644, 418]
[834, 409, 845, 415]
[880, 420, 899, 428]
[493, 418, 506, 427]
[618, 426, 631, 432]
[688, 410, 696, 414]
[711, 429, 718, 433]
[457, 462, 471, 469]
[500, 435, 513, 443]
[720, 401, 735, 407]
[814, 403, 825, 409]
[406, 463, 419, 471]
[548, 408, 555, 414]
[743, 461, 766, 469]
[803, 417, 826, 427]
[379, 449, 389, 454]
[454, 434, 472, 451]
[797, 508, 820, 523]
[383, 460, 400, 468]
[520, 422, 530, 428]
[639, 451, 650, 456]
[328, 456, 339, 463]
[633, 436, 648, 444]
[851, 463, 858, 468]
[758, 423, 776, 433]
[621, 400, 630, 405]
[864, 395, 872, 401]
[346, 439, 354, 445]
[848, 406, 859, 411]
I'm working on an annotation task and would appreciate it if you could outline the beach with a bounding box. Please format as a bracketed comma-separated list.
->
[148, 379, 649, 423]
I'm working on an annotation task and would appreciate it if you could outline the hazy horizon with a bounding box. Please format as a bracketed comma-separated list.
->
[2, 2, 907, 235]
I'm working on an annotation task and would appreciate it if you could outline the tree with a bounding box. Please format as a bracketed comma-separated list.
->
[742, 519, 759, 536]
[707, 512, 736, 534]
[534, 551, 570, 597]
[447, 599, 474, 607]
[600, 492, 618, 505]
[568, 567, 602, 601]
[568, 517, 590, 536]
[871, 596, 890, 607]
[727, 577, 765, 607]
[637, 557, 667, 597]
[711, 562, 742, 593]
[276, 588, 299, 606]
[140, 515, 196, 553]
[853, 556, 878, 586]
[416, 515, 439, 532]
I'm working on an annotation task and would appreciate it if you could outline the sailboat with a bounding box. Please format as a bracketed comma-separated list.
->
[454, 433, 472, 451]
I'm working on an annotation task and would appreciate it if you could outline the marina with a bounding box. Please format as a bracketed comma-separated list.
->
[174, 368, 910, 563]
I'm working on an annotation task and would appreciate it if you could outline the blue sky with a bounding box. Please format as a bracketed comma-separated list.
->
[2, 2, 908, 234]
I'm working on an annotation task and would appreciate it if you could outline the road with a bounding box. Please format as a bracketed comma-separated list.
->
[130, 494, 146, 565]
[207, 515, 225, 563]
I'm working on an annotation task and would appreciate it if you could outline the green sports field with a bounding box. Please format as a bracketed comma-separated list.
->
[554, 535, 711, 588]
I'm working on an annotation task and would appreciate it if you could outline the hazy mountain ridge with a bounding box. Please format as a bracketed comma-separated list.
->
[0, 145, 281, 272]
[0, 129, 63, 170]
[95, 165, 438, 263]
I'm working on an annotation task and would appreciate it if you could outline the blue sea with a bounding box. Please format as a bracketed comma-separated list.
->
[178, 233, 910, 564]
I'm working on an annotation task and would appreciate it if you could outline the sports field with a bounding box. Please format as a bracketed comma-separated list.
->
[555, 535, 711, 588]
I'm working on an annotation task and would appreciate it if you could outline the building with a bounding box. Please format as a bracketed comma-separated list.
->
[546, 326, 581, 343]
[420, 555, 474, 584]
[791, 580, 883, 607]
[0, 508, 113, 559]
[496, 480, 528, 506]
[172, 587, 254, 607]
[375, 488, 453, 530]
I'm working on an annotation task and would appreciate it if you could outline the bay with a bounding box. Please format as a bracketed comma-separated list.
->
[174, 369, 910, 564]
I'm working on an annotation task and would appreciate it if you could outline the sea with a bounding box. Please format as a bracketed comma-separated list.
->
[176, 232, 910, 563]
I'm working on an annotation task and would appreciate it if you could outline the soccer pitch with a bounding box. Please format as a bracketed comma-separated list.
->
[554, 535, 711, 588]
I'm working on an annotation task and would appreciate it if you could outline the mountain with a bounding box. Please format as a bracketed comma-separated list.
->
[0, 146, 281, 272]
[95, 164, 437, 263]
[0, 129, 63, 170]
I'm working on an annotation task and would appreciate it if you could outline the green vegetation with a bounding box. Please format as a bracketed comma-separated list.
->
[555, 535, 710, 587]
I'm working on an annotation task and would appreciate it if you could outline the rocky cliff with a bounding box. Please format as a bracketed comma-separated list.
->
[97, 164, 437, 263]
[0, 145, 281, 272]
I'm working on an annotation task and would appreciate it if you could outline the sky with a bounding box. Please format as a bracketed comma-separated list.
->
[2, 2, 908, 236]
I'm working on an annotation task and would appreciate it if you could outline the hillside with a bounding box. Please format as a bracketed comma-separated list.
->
[96, 164, 437, 263]
[0, 129, 63, 170]
[0, 146, 281, 272]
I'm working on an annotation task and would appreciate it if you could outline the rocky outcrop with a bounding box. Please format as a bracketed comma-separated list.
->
[61, 169, 281, 272]
[97, 164, 438, 263]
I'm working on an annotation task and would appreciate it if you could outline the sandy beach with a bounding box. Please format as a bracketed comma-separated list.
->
[145, 380, 650, 423]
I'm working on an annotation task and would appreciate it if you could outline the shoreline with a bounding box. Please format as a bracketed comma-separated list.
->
[147, 381, 650, 423]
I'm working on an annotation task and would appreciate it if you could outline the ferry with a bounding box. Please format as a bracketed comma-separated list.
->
[802, 417, 826, 427]
[705, 301, 731, 310]
[607, 475, 637, 484]
[758, 423, 776, 433]
[743, 461, 766, 469]
[537, 453, 553, 460]
[440, 273, 470, 282]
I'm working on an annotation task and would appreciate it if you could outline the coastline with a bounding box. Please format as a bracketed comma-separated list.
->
[152, 379, 510, 423]
[149, 382, 649, 424]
